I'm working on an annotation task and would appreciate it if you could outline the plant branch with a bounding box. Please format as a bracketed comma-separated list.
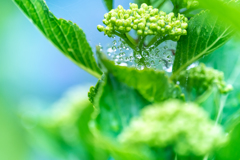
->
[195, 88, 215, 104]
[113, 32, 137, 51]
[146, 35, 170, 48]
[156, 0, 167, 9]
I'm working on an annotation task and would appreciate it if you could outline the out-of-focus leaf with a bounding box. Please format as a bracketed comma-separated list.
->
[95, 73, 150, 137]
[0, 100, 27, 160]
[24, 87, 108, 160]
[93, 132, 152, 160]
[216, 120, 240, 160]
[198, 0, 240, 32]
[97, 48, 183, 103]
[14, 0, 102, 78]
[200, 38, 240, 124]
[103, 0, 113, 11]
[134, 0, 151, 5]
[172, 10, 234, 79]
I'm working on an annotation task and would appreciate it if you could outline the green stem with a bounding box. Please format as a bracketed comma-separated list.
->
[195, 88, 215, 104]
[113, 32, 137, 51]
[126, 33, 137, 46]
[136, 36, 147, 67]
[155, 0, 167, 9]
[147, 35, 170, 48]
[139, 36, 146, 50]
[180, 7, 198, 15]
[172, 2, 180, 16]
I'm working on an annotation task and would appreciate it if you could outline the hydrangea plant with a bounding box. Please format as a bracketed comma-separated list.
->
[14, 0, 240, 160]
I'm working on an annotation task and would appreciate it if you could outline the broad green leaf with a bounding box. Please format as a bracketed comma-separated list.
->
[172, 10, 234, 79]
[216, 121, 240, 160]
[97, 48, 183, 103]
[95, 73, 150, 137]
[103, 0, 113, 11]
[198, 0, 240, 32]
[14, 0, 102, 78]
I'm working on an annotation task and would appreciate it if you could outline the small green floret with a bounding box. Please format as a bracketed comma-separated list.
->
[176, 63, 233, 94]
[97, 3, 188, 41]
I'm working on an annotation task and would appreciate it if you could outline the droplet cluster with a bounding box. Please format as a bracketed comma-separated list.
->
[98, 37, 176, 71]
[97, 3, 188, 41]
[118, 100, 227, 156]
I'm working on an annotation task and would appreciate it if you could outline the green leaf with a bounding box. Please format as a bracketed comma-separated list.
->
[134, 0, 151, 6]
[172, 10, 234, 79]
[198, 0, 240, 32]
[14, 0, 102, 78]
[103, 0, 113, 11]
[216, 121, 240, 160]
[95, 73, 151, 137]
[97, 48, 184, 103]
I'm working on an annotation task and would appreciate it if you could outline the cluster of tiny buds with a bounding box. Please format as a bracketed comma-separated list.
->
[97, 3, 188, 41]
[118, 100, 227, 156]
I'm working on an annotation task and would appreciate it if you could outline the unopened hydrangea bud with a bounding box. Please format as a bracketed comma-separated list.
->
[97, 3, 188, 41]
[130, 3, 138, 10]
[118, 100, 227, 156]
[141, 3, 148, 10]
[97, 25, 104, 32]
[137, 30, 143, 35]
[181, 23, 188, 29]
[138, 22, 145, 29]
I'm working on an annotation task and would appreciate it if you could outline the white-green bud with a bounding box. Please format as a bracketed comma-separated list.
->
[97, 25, 104, 32]
[181, 23, 188, 29]
[117, 5, 123, 10]
[126, 27, 132, 32]
[138, 22, 145, 29]
[137, 30, 143, 35]
[110, 17, 117, 23]
[149, 17, 157, 22]
[157, 20, 165, 27]
[141, 3, 148, 10]
[165, 25, 172, 30]
[149, 23, 157, 30]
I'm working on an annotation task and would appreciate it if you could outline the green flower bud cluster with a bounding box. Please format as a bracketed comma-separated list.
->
[176, 63, 233, 94]
[118, 100, 227, 156]
[97, 3, 188, 41]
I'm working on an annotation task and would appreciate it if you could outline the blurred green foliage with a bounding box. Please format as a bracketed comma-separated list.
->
[2, 0, 240, 160]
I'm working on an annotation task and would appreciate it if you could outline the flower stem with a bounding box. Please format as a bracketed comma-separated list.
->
[113, 32, 137, 51]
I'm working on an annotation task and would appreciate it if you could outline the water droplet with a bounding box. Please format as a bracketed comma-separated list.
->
[136, 54, 142, 59]
[112, 46, 117, 51]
